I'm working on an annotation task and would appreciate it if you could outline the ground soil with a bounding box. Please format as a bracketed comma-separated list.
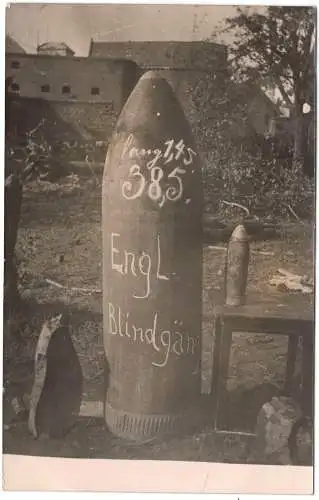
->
[3, 169, 315, 463]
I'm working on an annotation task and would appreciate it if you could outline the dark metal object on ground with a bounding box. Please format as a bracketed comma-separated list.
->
[28, 314, 83, 439]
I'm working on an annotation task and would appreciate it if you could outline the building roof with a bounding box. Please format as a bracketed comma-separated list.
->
[5, 35, 26, 54]
[89, 40, 227, 70]
[37, 42, 75, 55]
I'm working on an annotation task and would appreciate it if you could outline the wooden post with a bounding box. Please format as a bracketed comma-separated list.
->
[102, 71, 203, 441]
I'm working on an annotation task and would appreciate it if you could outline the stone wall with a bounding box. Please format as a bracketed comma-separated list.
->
[7, 97, 117, 162]
[10, 97, 117, 138]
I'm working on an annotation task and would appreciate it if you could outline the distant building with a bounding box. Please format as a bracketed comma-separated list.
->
[5, 35, 287, 157]
[5, 36, 139, 144]
[88, 40, 228, 71]
[37, 42, 75, 57]
[5, 51, 137, 103]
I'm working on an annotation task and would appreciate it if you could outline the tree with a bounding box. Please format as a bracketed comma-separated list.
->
[218, 6, 316, 174]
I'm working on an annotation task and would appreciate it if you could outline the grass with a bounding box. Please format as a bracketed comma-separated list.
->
[3, 168, 314, 462]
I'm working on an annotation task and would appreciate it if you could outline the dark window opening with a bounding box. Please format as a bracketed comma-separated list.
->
[41, 84, 50, 93]
[11, 83, 20, 92]
[11, 60, 20, 69]
[61, 84, 71, 94]
[91, 87, 100, 96]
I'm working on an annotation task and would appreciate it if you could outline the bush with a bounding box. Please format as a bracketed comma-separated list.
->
[202, 148, 314, 221]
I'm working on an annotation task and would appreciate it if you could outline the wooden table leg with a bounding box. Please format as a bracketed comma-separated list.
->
[211, 315, 222, 426]
[214, 320, 233, 431]
[284, 334, 299, 394]
[301, 331, 314, 417]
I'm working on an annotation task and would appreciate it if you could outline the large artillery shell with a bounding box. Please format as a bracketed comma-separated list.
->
[102, 71, 203, 441]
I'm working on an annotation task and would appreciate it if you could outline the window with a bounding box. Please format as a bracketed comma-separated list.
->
[11, 83, 20, 92]
[61, 84, 71, 94]
[91, 87, 100, 96]
[41, 84, 50, 93]
[11, 60, 20, 69]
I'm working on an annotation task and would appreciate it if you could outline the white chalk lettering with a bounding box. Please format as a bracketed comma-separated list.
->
[133, 252, 151, 299]
[110, 232, 169, 299]
[122, 162, 187, 206]
[111, 233, 124, 274]
[156, 235, 169, 281]
[108, 302, 117, 335]
[172, 331, 184, 355]
[132, 325, 144, 343]
[144, 313, 160, 352]
[124, 251, 137, 277]
[125, 311, 130, 338]
[187, 336, 197, 355]
[120, 134, 134, 161]
[152, 330, 171, 368]
[123, 137, 197, 168]
[118, 305, 124, 337]
[146, 149, 162, 169]
[107, 302, 200, 368]
[122, 164, 146, 200]
[166, 166, 186, 201]
[120, 136, 197, 207]
[148, 166, 164, 201]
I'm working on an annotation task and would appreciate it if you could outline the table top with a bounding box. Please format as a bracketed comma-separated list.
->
[212, 292, 314, 322]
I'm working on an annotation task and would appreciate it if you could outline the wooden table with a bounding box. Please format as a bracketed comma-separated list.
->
[211, 294, 314, 432]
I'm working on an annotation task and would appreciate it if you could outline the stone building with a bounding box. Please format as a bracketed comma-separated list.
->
[88, 40, 229, 136]
[5, 36, 281, 159]
[89, 40, 281, 149]
[5, 40, 139, 146]
[88, 40, 228, 70]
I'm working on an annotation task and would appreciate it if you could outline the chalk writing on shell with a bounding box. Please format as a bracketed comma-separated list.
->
[120, 134, 197, 206]
[108, 302, 199, 368]
[111, 232, 169, 299]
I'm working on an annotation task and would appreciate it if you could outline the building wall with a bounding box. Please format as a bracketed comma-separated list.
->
[5, 53, 139, 157]
[11, 97, 117, 140]
[6, 51, 226, 152]
[5, 54, 138, 108]
[6, 42, 277, 162]
[89, 40, 228, 71]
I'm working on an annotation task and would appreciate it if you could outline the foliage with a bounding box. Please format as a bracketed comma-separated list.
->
[201, 148, 314, 221]
[217, 6, 316, 167]
[7, 118, 68, 183]
[184, 13, 315, 221]
[222, 7, 316, 110]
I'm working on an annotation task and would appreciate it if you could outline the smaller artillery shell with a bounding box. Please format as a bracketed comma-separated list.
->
[225, 224, 249, 306]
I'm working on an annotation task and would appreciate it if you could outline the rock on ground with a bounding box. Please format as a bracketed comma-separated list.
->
[290, 417, 313, 466]
[250, 396, 303, 465]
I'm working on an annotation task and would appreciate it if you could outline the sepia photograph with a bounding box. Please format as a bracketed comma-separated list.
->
[3, 2, 315, 493]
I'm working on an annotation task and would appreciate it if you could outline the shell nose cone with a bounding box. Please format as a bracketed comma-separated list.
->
[115, 69, 192, 137]
[140, 70, 164, 81]
[230, 224, 249, 241]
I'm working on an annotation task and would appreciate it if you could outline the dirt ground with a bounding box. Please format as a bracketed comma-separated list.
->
[3, 170, 315, 462]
